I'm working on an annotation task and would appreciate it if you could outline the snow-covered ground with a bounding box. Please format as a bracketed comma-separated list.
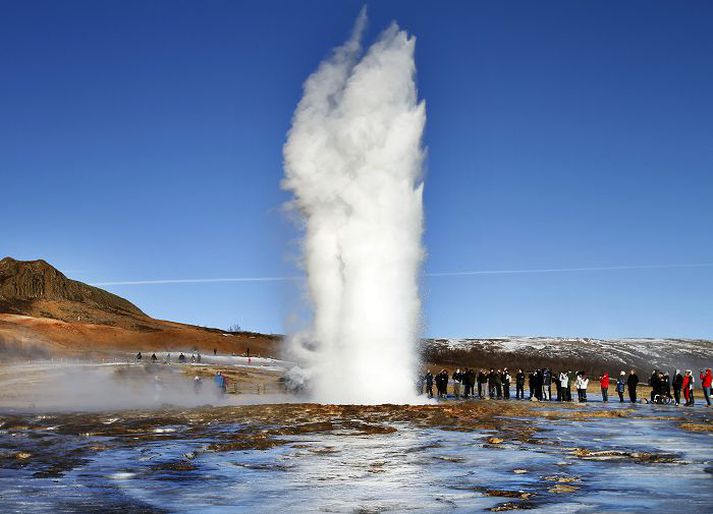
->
[423, 336, 713, 371]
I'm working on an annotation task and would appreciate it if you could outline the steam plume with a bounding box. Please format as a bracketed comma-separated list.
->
[282, 10, 426, 404]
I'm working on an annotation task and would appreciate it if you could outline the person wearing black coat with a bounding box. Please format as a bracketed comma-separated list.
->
[515, 369, 525, 399]
[468, 368, 476, 398]
[672, 370, 683, 405]
[425, 371, 434, 398]
[476, 370, 486, 398]
[502, 368, 511, 399]
[553, 371, 562, 401]
[494, 370, 503, 399]
[627, 369, 639, 403]
[533, 369, 543, 401]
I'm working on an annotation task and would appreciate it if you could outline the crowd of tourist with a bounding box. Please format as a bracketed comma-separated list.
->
[421, 367, 713, 407]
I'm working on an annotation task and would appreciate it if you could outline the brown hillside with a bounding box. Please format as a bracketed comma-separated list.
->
[0, 257, 147, 327]
[0, 257, 281, 358]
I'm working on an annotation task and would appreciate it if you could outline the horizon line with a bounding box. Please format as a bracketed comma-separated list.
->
[89, 262, 713, 286]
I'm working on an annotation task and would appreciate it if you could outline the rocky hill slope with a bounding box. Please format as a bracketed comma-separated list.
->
[0, 257, 280, 359]
[0, 257, 147, 327]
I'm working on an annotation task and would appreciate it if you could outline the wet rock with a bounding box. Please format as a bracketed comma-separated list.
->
[485, 490, 534, 500]
[487, 437, 504, 445]
[542, 474, 580, 484]
[490, 501, 535, 511]
[548, 484, 579, 494]
[570, 448, 681, 464]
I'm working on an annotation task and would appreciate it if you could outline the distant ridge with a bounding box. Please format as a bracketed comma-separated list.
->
[0, 257, 146, 325]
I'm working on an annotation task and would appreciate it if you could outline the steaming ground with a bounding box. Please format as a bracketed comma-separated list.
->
[0, 354, 294, 411]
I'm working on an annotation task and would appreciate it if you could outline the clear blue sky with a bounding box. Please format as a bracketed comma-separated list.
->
[1, 1, 711, 338]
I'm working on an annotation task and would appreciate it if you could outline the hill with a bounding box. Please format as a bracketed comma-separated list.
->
[0, 257, 280, 359]
[423, 336, 713, 374]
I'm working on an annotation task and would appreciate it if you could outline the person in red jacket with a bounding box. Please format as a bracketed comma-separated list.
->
[682, 372, 692, 406]
[599, 371, 610, 402]
[700, 368, 712, 407]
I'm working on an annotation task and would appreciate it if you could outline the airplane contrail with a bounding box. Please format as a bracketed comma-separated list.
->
[89, 262, 713, 287]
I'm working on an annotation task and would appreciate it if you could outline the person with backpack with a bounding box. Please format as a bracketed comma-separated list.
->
[616, 371, 626, 402]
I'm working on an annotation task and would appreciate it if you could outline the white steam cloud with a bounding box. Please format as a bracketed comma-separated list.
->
[282, 10, 426, 404]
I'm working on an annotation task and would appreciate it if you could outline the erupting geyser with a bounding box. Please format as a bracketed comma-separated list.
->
[282, 10, 426, 404]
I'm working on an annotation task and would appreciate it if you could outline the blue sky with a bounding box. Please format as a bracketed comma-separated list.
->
[1, 1, 711, 338]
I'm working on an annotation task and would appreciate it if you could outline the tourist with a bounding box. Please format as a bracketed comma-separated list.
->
[487, 369, 497, 399]
[515, 369, 525, 399]
[466, 368, 476, 398]
[178, 353, 186, 363]
[425, 370, 434, 398]
[453, 368, 463, 399]
[214, 371, 225, 396]
[553, 370, 562, 401]
[533, 369, 543, 401]
[440, 369, 450, 398]
[136, 352, 142, 361]
[673, 370, 683, 405]
[576, 372, 589, 402]
[151, 353, 158, 362]
[616, 371, 626, 402]
[542, 368, 552, 401]
[452, 369, 462, 398]
[193, 375, 202, 394]
[461, 368, 470, 398]
[567, 370, 577, 401]
[661, 372, 671, 400]
[502, 368, 511, 399]
[477, 369, 487, 398]
[627, 369, 639, 403]
[649, 369, 660, 403]
[528, 371, 535, 399]
[599, 371, 609, 402]
[559, 371, 569, 402]
[700, 368, 712, 407]
[684, 370, 695, 406]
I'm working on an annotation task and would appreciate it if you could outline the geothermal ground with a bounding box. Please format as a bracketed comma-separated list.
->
[1, 358, 712, 513]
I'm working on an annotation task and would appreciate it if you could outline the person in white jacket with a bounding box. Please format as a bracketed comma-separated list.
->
[560, 371, 570, 401]
[576, 373, 590, 402]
